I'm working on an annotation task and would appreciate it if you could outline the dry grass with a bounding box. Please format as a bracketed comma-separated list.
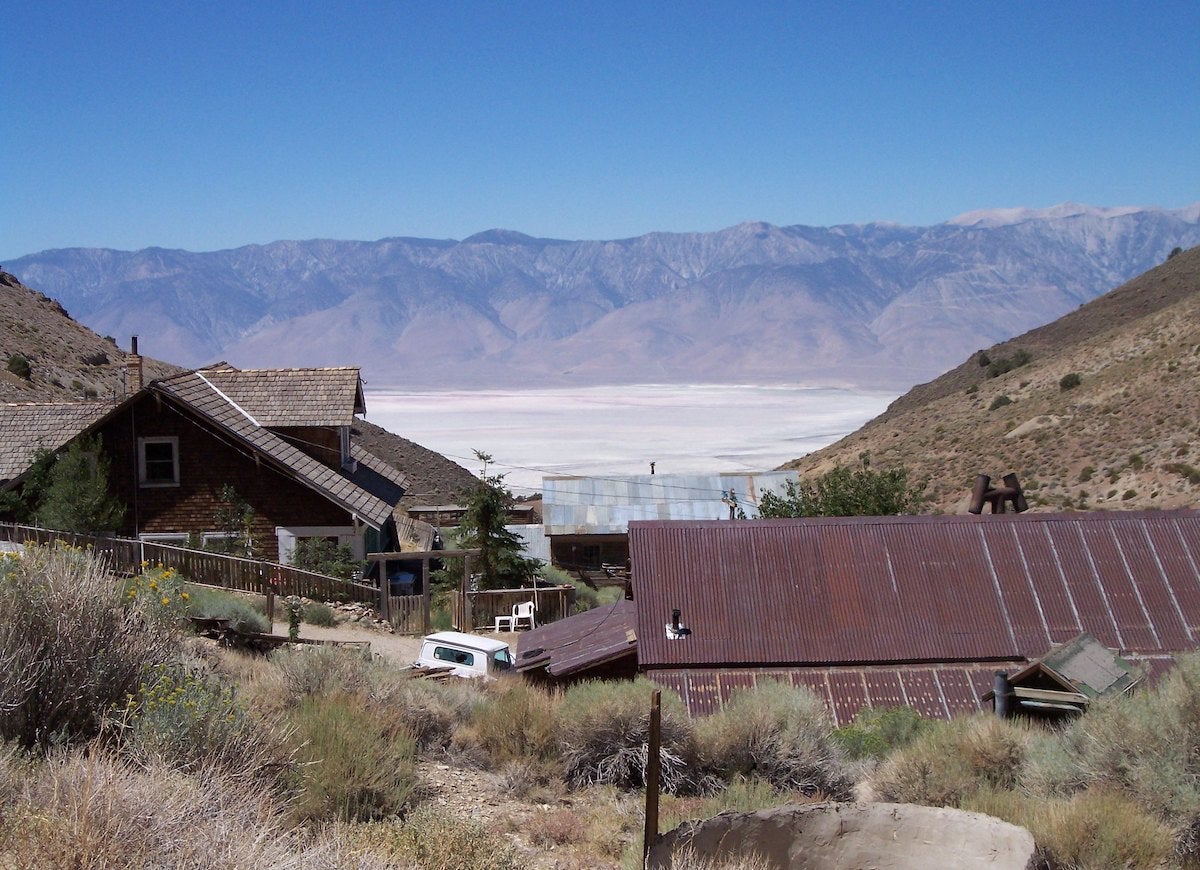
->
[0, 545, 176, 749]
[964, 787, 1172, 870]
[453, 677, 561, 770]
[348, 806, 517, 870]
[286, 692, 417, 822]
[696, 680, 853, 799]
[558, 677, 699, 794]
[872, 715, 1029, 807]
[0, 745, 381, 869]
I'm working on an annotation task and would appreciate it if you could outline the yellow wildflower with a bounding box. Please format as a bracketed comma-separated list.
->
[180, 591, 189, 601]
[161, 596, 170, 606]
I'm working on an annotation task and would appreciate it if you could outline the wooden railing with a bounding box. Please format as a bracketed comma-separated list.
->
[0, 523, 378, 604]
[450, 585, 574, 631]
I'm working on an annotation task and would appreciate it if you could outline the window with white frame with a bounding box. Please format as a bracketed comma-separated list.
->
[138, 437, 179, 487]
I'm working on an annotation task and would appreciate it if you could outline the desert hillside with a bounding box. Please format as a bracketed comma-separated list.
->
[0, 271, 475, 502]
[0, 271, 179, 402]
[781, 246, 1200, 514]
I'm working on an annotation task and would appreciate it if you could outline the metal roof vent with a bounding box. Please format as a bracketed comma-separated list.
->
[665, 607, 691, 640]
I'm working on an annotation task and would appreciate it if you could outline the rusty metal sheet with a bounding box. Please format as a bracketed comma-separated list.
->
[1017, 523, 1086, 646]
[658, 664, 1020, 720]
[825, 670, 868, 727]
[899, 669, 950, 720]
[631, 512, 1200, 672]
[862, 669, 907, 709]
[938, 668, 984, 716]
[516, 599, 636, 678]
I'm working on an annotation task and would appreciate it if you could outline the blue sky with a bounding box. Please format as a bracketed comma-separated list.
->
[5, 1, 1198, 258]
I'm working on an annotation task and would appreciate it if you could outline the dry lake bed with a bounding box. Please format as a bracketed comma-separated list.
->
[366, 383, 895, 493]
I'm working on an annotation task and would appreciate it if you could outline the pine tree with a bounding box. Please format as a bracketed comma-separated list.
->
[453, 451, 542, 591]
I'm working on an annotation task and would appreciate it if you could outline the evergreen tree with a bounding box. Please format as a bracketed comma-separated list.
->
[35, 436, 126, 533]
[451, 450, 542, 591]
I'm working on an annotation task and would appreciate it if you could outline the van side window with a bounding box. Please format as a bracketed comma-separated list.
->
[433, 646, 474, 667]
[493, 648, 512, 670]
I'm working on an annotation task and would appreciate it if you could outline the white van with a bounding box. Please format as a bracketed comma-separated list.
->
[414, 631, 514, 679]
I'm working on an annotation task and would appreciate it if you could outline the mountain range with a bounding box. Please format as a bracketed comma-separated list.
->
[782, 243, 1200, 513]
[8, 203, 1200, 391]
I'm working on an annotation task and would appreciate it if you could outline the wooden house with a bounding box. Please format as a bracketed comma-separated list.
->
[0, 357, 409, 562]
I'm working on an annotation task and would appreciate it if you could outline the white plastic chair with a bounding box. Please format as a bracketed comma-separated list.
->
[494, 600, 537, 632]
[512, 600, 536, 631]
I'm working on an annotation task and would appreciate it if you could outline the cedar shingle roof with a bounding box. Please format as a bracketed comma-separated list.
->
[193, 365, 365, 427]
[0, 402, 114, 483]
[151, 371, 397, 527]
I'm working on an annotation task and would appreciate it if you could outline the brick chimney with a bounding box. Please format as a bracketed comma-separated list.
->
[127, 336, 143, 393]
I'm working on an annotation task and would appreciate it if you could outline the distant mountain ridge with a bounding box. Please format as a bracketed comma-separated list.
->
[781, 243, 1200, 514]
[9, 204, 1200, 391]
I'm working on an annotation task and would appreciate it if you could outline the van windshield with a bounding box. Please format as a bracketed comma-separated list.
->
[493, 648, 513, 671]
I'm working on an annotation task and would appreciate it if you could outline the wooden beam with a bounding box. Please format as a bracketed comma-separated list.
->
[367, 549, 480, 561]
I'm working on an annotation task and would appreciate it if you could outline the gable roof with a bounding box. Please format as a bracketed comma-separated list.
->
[190, 365, 366, 427]
[0, 402, 115, 484]
[630, 511, 1200, 672]
[151, 370, 397, 528]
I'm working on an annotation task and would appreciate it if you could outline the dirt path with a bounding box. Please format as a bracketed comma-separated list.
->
[268, 620, 423, 665]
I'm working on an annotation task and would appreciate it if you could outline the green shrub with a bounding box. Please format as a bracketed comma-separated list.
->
[988, 394, 1013, 411]
[302, 600, 338, 627]
[0, 546, 176, 749]
[287, 693, 417, 822]
[1058, 372, 1082, 391]
[183, 584, 270, 634]
[5, 353, 31, 380]
[1165, 462, 1200, 485]
[1042, 654, 1200, 862]
[696, 681, 852, 798]
[558, 678, 698, 794]
[351, 805, 518, 869]
[1078, 465, 1095, 483]
[985, 349, 1032, 379]
[292, 537, 361, 580]
[834, 705, 930, 760]
[872, 716, 1028, 806]
[455, 678, 560, 767]
[111, 662, 293, 787]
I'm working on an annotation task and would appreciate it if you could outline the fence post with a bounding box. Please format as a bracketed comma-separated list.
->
[643, 689, 662, 868]
[422, 557, 431, 635]
[379, 558, 390, 624]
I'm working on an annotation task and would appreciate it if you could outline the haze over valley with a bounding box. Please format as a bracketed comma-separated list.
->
[10, 203, 1200, 397]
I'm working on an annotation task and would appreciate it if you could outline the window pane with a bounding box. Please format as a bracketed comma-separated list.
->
[143, 441, 176, 482]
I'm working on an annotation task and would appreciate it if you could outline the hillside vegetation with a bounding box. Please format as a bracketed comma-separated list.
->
[0, 271, 178, 402]
[781, 246, 1200, 514]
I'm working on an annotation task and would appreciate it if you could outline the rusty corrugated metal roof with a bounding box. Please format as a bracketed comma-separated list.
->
[631, 512, 1200, 672]
[516, 599, 637, 678]
[648, 656, 1180, 721]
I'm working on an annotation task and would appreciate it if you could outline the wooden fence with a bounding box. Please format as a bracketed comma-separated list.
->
[450, 585, 574, 631]
[0, 523, 378, 604]
[386, 594, 426, 635]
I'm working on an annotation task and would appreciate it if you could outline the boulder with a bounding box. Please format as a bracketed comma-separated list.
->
[647, 801, 1035, 870]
